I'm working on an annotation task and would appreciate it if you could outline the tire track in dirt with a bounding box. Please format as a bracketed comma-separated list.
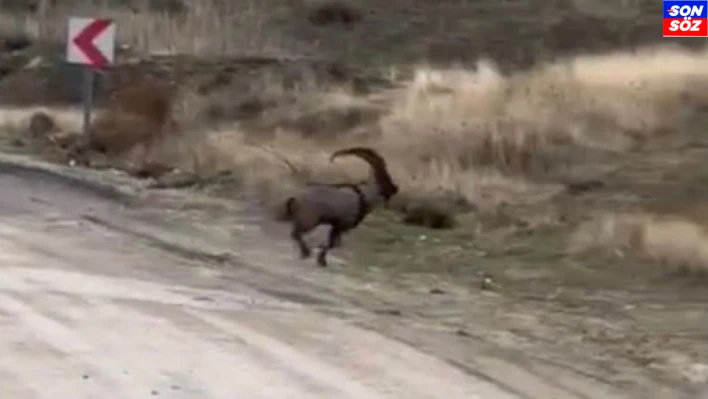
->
[0, 175, 529, 399]
[0, 156, 673, 398]
[69, 191, 635, 399]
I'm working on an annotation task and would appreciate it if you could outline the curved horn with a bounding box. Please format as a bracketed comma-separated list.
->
[330, 147, 384, 166]
[330, 147, 398, 198]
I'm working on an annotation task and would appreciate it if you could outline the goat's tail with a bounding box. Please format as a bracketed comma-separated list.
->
[285, 197, 297, 219]
[275, 196, 297, 221]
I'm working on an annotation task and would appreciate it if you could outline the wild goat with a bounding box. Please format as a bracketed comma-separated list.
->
[282, 147, 399, 267]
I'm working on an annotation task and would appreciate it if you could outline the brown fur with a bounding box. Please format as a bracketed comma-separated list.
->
[283, 147, 398, 267]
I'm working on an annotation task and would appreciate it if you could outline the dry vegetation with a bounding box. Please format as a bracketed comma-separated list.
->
[6, 3, 708, 394]
[569, 212, 708, 275]
[65, 47, 708, 205]
[3, 0, 708, 274]
[0, 0, 312, 57]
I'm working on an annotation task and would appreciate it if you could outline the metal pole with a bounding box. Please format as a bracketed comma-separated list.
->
[82, 66, 95, 145]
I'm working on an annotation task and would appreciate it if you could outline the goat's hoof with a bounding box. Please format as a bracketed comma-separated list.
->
[317, 257, 328, 267]
[300, 249, 312, 259]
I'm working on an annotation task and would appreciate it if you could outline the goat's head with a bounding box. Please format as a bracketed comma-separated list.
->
[330, 147, 399, 204]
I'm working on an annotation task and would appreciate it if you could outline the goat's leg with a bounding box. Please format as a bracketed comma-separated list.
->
[291, 224, 312, 259]
[329, 227, 343, 249]
[317, 224, 343, 267]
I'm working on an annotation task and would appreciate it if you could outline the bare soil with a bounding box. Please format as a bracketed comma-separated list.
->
[0, 151, 701, 398]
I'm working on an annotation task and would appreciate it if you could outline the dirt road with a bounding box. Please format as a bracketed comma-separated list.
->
[0, 155, 699, 399]
[0, 165, 509, 398]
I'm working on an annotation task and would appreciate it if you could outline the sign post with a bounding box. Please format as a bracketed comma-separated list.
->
[66, 17, 116, 146]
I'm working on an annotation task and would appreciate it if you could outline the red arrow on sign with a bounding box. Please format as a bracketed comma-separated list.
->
[72, 19, 112, 69]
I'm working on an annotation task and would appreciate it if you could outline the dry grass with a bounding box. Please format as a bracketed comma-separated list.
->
[373, 45, 708, 208]
[568, 212, 708, 274]
[5, 44, 708, 222]
[0, 107, 82, 132]
[198, 45, 708, 212]
[90, 79, 178, 155]
[0, 0, 312, 57]
[2, 4, 708, 274]
[380, 45, 708, 174]
[3, 0, 708, 284]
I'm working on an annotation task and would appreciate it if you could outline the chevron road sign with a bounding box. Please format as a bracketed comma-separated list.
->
[67, 17, 115, 68]
[66, 17, 116, 146]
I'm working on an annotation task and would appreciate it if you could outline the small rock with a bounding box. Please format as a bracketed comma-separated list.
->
[456, 329, 472, 338]
[193, 296, 214, 302]
[429, 288, 446, 295]
[565, 179, 604, 195]
[82, 374, 89, 380]
[481, 277, 501, 291]
[151, 389, 159, 396]
[374, 309, 402, 316]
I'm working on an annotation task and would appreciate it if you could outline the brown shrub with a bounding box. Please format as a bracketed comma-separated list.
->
[307, 1, 362, 27]
[401, 203, 457, 230]
[90, 112, 159, 155]
[27, 111, 55, 137]
[104, 79, 175, 129]
[0, 34, 31, 52]
[9, 46, 708, 233]
[90, 79, 179, 156]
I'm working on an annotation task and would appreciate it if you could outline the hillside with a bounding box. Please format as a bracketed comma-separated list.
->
[2, 0, 708, 396]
